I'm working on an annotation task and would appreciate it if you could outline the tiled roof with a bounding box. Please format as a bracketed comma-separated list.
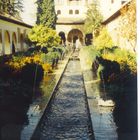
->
[0, 13, 32, 28]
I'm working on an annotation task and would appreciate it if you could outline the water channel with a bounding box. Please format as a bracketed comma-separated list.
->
[0, 58, 137, 140]
[31, 60, 94, 140]
[83, 69, 137, 140]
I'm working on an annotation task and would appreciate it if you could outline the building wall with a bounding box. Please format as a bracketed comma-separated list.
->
[99, 0, 131, 20]
[106, 14, 135, 52]
[56, 24, 85, 45]
[55, 0, 88, 19]
[55, 0, 94, 45]
[0, 19, 31, 55]
[99, 0, 135, 52]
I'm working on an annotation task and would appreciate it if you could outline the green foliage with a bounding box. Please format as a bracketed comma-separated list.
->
[28, 25, 61, 48]
[40, 46, 65, 64]
[84, 3, 103, 34]
[79, 46, 99, 70]
[94, 28, 114, 50]
[96, 57, 120, 83]
[119, 0, 136, 50]
[36, 0, 56, 29]
[113, 48, 136, 74]
[100, 47, 137, 84]
[0, 64, 15, 80]
[20, 63, 44, 86]
[0, 0, 23, 17]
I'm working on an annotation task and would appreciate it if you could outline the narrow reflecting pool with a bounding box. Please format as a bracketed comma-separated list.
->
[83, 70, 137, 140]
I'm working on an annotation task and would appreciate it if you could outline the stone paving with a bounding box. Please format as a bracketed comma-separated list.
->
[31, 60, 94, 140]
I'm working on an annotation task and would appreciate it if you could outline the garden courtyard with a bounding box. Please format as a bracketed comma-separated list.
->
[0, 0, 137, 140]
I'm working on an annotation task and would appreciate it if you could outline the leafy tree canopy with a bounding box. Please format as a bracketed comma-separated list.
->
[84, 3, 103, 34]
[36, 0, 56, 29]
[0, 0, 23, 17]
[28, 25, 60, 48]
[94, 28, 114, 50]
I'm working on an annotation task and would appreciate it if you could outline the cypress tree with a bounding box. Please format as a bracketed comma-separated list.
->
[36, 0, 57, 29]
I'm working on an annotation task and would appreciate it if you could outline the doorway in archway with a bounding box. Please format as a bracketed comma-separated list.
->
[85, 33, 93, 46]
[12, 32, 17, 53]
[67, 29, 84, 45]
[59, 31, 66, 46]
[20, 34, 24, 51]
[0, 31, 2, 55]
[4, 31, 10, 54]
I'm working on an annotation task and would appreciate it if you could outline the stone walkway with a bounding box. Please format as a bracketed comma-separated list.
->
[31, 60, 94, 140]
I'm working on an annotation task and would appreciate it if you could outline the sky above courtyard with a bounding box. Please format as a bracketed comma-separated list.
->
[20, 0, 37, 25]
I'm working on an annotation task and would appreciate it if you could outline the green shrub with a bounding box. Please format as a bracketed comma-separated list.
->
[102, 48, 137, 75]
[79, 46, 99, 70]
[97, 47, 137, 85]
[96, 56, 120, 83]
[28, 25, 60, 48]
[0, 64, 15, 80]
[94, 28, 114, 51]
[20, 63, 44, 86]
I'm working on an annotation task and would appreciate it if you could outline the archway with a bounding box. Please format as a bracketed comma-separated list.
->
[12, 32, 17, 53]
[58, 31, 66, 46]
[4, 31, 10, 54]
[85, 33, 93, 46]
[0, 31, 2, 55]
[67, 29, 84, 45]
[20, 34, 24, 51]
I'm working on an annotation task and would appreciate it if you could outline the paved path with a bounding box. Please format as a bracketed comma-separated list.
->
[31, 60, 94, 140]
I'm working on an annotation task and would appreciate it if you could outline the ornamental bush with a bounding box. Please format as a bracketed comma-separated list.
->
[28, 25, 60, 48]
[97, 47, 137, 85]
[20, 63, 44, 86]
[79, 46, 99, 71]
[94, 28, 114, 51]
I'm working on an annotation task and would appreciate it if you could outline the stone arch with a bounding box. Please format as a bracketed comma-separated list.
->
[0, 31, 2, 55]
[57, 10, 61, 15]
[12, 32, 17, 53]
[4, 31, 10, 54]
[20, 34, 24, 51]
[67, 29, 84, 45]
[58, 31, 66, 45]
[85, 33, 93, 46]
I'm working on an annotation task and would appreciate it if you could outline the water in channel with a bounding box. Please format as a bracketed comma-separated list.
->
[83, 69, 137, 140]
[31, 60, 94, 140]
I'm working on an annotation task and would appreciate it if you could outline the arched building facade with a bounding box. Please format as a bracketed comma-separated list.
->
[55, 0, 94, 47]
[0, 14, 32, 55]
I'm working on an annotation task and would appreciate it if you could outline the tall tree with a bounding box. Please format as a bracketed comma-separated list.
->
[36, 0, 57, 29]
[84, 3, 103, 35]
[0, 0, 23, 18]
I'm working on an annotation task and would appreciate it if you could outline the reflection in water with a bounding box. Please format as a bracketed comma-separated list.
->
[0, 74, 57, 140]
[0, 94, 30, 140]
[83, 70, 118, 140]
[83, 69, 137, 140]
[31, 60, 94, 140]
[20, 74, 58, 140]
[113, 85, 137, 140]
